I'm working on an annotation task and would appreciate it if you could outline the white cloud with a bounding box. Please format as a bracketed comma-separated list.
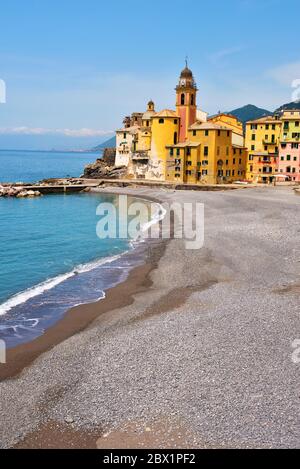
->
[266, 61, 300, 86]
[0, 127, 114, 137]
[209, 46, 245, 64]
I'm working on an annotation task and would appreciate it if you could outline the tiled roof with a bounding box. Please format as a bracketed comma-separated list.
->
[246, 116, 282, 124]
[189, 122, 231, 131]
[153, 109, 178, 118]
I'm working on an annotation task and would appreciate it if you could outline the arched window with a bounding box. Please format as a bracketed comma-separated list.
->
[173, 132, 178, 144]
[159, 118, 164, 124]
[191, 94, 194, 105]
[181, 93, 185, 105]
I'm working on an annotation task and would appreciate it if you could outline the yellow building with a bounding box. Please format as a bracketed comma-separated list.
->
[166, 122, 247, 184]
[147, 109, 179, 180]
[245, 116, 281, 183]
[115, 63, 248, 184]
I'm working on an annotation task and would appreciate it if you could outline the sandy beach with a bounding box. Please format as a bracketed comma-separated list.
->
[0, 185, 299, 449]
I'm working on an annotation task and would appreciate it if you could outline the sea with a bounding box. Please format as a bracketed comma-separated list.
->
[0, 150, 157, 348]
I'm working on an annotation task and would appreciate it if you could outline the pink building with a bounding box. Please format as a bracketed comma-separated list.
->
[278, 142, 300, 182]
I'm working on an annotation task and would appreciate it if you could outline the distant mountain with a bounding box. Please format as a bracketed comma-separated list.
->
[275, 101, 300, 112]
[228, 104, 271, 124]
[91, 136, 116, 151]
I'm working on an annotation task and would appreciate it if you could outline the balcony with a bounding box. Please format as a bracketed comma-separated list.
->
[131, 152, 149, 161]
[262, 139, 276, 145]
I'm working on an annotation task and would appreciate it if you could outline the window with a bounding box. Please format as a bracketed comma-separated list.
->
[296, 121, 299, 127]
[191, 94, 194, 105]
[251, 145, 255, 151]
[204, 146, 209, 156]
[249, 155, 253, 160]
[226, 147, 229, 156]
[181, 93, 185, 105]
[227, 131, 230, 137]
[186, 170, 192, 175]
[175, 166, 180, 171]
[233, 158, 236, 164]
[123, 133, 127, 139]
[202, 160, 208, 166]
[292, 143, 299, 149]
[265, 135, 268, 140]
[272, 124, 276, 130]
[240, 149, 242, 155]
[174, 119, 178, 124]
[176, 149, 180, 156]
[193, 130, 196, 136]
[232, 170, 235, 176]
[233, 148, 236, 155]
[170, 148, 174, 156]
[281, 156, 284, 161]
[266, 124, 269, 130]
[205, 130, 209, 136]
[226, 170, 231, 177]
[294, 156, 297, 161]
[264, 146, 268, 151]
[159, 118, 164, 124]
[186, 161, 192, 166]
[226, 159, 229, 165]
[252, 134, 256, 141]
[146, 120, 149, 127]
[250, 124, 257, 130]
[287, 155, 291, 161]
[202, 169, 208, 175]
[173, 132, 178, 144]
[217, 130, 221, 136]
[250, 165, 253, 172]
[239, 158, 242, 164]
[186, 147, 191, 156]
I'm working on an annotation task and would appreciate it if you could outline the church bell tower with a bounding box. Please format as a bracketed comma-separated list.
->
[176, 61, 197, 142]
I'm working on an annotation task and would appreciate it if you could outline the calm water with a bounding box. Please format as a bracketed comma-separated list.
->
[0, 149, 99, 182]
[0, 192, 149, 348]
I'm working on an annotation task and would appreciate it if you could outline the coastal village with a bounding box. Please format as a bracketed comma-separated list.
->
[113, 64, 300, 185]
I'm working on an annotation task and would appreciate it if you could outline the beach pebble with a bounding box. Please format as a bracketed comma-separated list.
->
[64, 416, 74, 424]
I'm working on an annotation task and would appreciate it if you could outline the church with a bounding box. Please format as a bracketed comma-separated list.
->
[115, 64, 247, 184]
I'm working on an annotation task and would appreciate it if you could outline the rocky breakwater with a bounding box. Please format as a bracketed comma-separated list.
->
[83, 147, 127, 179]
[0, 185, 42, 198]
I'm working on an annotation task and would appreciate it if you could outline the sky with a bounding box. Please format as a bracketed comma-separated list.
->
[0, 0, 300, 150]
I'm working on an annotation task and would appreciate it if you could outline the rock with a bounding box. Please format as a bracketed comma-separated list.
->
[16, 191, 28, 198]
[64, 416, 74, 424]
[26, 190, 36, 197]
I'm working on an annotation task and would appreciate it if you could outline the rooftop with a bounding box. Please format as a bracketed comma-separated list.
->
[153, 109, 178, 118]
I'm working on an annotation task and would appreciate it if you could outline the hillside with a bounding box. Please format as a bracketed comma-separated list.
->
[228, 104, 271, 123]
[275, 101, 300, 112]
[91, 136, 116, 151]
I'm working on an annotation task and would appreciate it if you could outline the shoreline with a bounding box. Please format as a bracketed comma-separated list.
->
[0, 243, 165, 382]
[0, 189, 166, 381]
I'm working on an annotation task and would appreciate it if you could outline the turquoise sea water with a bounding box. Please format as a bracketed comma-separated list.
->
[0, 151, 153, 348]
[0, 149, 99, 182]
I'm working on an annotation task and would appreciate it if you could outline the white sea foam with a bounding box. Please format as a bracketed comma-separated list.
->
[0, 200, 167, 318]
[0, 252, 126, 317]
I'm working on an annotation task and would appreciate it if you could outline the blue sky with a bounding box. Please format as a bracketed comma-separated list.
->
[0, 0, 299, 150]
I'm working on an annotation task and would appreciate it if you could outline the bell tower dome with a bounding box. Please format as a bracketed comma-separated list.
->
[176, 61, 198, 142]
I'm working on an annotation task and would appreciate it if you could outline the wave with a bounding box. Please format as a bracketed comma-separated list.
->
[0, 200, 167, 318]
[0, 252, 127, 317]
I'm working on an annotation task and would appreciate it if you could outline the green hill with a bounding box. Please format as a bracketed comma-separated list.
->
[91, 136, 116, 151]
[228, 104, 271, 124]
